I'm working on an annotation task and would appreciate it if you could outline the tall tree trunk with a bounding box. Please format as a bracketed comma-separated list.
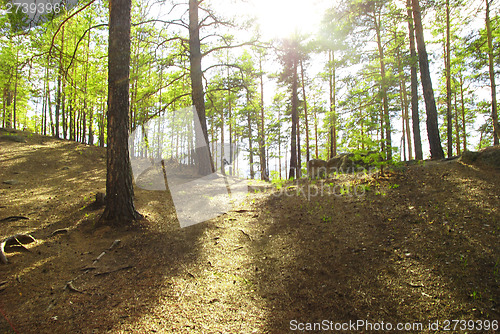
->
[300, 59, 310, 164]
[411, 0, 445, 159]
[189, 0, 214, 175]
[55, 26, 65, 139]
[61, 73, 67, 139]
[278, 107, 282, 179]
[459, 72, 467, 151]
[13, 50, 19, 129]
[4, 88, 12, 129]
[328, 50, 337, 159]
[395, 29, 413, 161]
[486, 0, 499, 145]
[88, 108, 94, 145]
[445, 0, 453, 157]
[296, 102, 301, 178]
[454, 90, 460, 155]
[374, 14, 392, 160]
[101, 0, 141, 224]
[229, 94, 233, 176]
[407, 0, 423, 160]
[289, 60, 298, 179]
[247, 90, 255, 179]
[259, 57, 267, 180]
[314, 104, 319, 159]
[69, 62, 77, 141]
[99, 101, 105, 147]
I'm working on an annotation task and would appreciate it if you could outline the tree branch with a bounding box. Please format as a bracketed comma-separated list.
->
[202, 40, 258, 58]
[48, 0, 97, 62]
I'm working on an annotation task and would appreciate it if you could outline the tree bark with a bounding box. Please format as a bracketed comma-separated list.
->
[328, 50, 337, 159]
[411, 0, 444, 159]
[189, 0, 215, 174]
[101, 0, 141, 225]
[459, 72, 467, 151]
[259, 57, 267, 180]
[300, 59, 310, 164]
[246, 90, 255, 179]
[486, 0, 499, 145]
[374, 14, 392, 160]
[289, 60, 298, 179]
[407, 0, 423, 160]
[445, 0, 453, 157]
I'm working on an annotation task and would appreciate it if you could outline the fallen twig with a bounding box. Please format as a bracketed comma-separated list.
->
[239, 229, 251, 241]
[108, 239, 121, 250]
[94, 265, 133, 277]
[64, 281, 83, 293]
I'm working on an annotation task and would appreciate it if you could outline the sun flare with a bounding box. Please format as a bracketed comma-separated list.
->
[251, 0, 323, 39]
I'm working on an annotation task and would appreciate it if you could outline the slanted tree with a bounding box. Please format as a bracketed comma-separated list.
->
[101, 0, 141, 224]
[411, 0, 444, 159]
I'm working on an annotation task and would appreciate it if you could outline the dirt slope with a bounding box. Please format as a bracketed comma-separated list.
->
[0, 129, 499, 333]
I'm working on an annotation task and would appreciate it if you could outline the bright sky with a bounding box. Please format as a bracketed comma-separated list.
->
[215, 0, 329, 40]
[248, 0, 326, 39]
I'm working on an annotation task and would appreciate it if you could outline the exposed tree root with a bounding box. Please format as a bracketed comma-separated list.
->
[50, 228, 69, 237]
[0, 234, 36, 264]
[0, 216, 29, 223]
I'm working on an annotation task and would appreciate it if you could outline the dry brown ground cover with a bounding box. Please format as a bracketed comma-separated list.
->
[0, 129, 499, 333]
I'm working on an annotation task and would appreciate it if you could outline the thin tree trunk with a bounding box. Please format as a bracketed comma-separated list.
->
[329, 50, 337, 159]
[88, 107, 94, 145]
[412, 0, 445, 159]
[259, 57, 267, 180]
[374, 13, 392, 160]
[289, 60, 298, 179]
[13, 50, 19, 129]
[460, 72, 467, 151]
[314, 103, 319, 159]
[445, 0, 453, 156]
[454, 90, 460, 155]
[55, 26, 65, 139]
[296, 103, 301, 178]
[300, 59, 310, 164]
[395, 29, 413, 161]
[407, 0, 423, 160]
[278, 106, 282, 179]
[229, 95, 233, 176]
[486, 0, 499, 145]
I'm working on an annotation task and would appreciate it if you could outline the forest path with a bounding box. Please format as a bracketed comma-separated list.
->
[0, 130, 499, 333]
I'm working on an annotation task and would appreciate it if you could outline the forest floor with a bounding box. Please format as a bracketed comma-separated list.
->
[0, 128, 499, 334]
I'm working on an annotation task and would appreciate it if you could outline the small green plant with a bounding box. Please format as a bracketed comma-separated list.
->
[493, 258, 500, 276]
[460, 254, 468, 268]
[339, 184, 350, 196]
[321, 215, 331, 223]
[470, 290, 481, 300]
[389, 183, 399, 189]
